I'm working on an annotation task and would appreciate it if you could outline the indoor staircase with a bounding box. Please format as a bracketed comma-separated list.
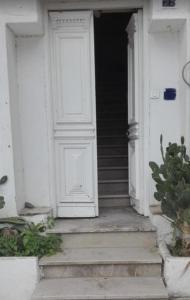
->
[97, 78, 129, 209]
[32, 208, 168, 300]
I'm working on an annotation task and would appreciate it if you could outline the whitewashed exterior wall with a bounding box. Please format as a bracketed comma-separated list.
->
[0, 0, 190, 217]
[0, 257, 39, 300]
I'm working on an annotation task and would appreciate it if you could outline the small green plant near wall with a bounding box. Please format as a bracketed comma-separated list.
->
[0, 219, 62, 257]
[0, 174, 62, 257]
[149, 135, 190, 256]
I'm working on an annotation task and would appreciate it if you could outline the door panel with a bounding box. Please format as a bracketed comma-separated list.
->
[55, 140, 94, 203]
[53, 31, 91, 124]
[49, 11, 98, 217]
[126, 11, 143, 214]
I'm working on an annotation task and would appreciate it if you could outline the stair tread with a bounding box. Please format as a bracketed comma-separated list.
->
[99, 194, 129, 199]
[99, 179, 128, 183]
[39, 247, 161, 266]
[98, 166, 128, 170]
[47, 208, 156, 234]
[32, 277, 168, 300]
[98, 154, 128, 158]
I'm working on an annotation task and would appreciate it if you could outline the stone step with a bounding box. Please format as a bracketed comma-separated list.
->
[98, 166, 128, 180]
[98, 179, 128, 195]
[47, 208, 156, 248]
[98, 155, 128, 167]
[98, 146, 128, 155]
[32, 277, 168, 300]
[99, 194, 130, 207]
[40, 247, 162, 279]
[55, 232, 157, 249]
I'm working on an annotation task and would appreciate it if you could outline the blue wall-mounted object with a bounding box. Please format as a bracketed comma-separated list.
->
[162, 0, 176, 7]
[164, 88, 176, 100]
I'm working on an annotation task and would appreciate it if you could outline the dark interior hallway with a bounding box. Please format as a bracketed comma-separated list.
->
[94, 12, 131, 209]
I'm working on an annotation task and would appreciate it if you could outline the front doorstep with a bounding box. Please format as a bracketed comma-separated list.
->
[159, 240, 190, 298]
[0, 257, 40, 300]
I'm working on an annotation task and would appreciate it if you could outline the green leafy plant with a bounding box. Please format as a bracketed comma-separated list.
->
[0, 220, 62, 257]
[149, 135, 190, 256]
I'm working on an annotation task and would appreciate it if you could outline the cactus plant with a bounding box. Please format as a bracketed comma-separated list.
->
[149, 135, 190, 220]
[150, 136, 190, 255]
[0, 175, 7, 209]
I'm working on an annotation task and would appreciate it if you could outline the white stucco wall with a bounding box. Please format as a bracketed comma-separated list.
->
[6, 27, 25, 212]
[1, 0, 190, 216]
[16, 36, 50, 207]
[0, 257, 39, 300]
[149, 30, 182, 204]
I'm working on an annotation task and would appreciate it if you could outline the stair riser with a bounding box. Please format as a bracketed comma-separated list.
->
[97, 102, 126, 109]
[61, 232, 157, 249]
[98, 182, 128, 195]
[99, 197, 130, 207]
[98, 169, 128, 180]
[98, 137, 127, 145]
[97, 109, 125, 115]
[98, 129, 126, 136]
[98, 120, 126, 128]
[97, 113, 126, 120]
[42, 263, 161, 279]
[96, 92, 126, 97]
[98, 157, 128, 167]
[98, 147, 127, 155]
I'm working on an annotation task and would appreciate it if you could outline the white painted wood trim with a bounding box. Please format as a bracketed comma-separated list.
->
[45, 0, 144, 11]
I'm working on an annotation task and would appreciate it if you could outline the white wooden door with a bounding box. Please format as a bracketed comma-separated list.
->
[126, 11, 143, 214]
[49, 11, 98, 217]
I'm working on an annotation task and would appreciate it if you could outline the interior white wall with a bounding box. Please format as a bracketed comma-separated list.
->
[6, 27, 25, 212]
[149, 30, 181, 204]
[16, 36, 50, 208]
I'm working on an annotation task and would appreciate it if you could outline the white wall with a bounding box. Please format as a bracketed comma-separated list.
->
[0, 257, 39, 300]
[149, 30, 182, 204]
[17, 36, 50, 208]
[6, 27, 25, 212]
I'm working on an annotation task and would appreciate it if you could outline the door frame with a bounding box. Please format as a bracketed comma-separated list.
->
[43, 0, 150, 217]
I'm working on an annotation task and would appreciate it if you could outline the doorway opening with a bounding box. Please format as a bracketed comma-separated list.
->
[94, 12, 132, 210]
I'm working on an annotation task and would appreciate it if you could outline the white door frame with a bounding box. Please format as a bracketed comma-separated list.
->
[127, 11, 144, 214]
[43, 0, 150, 217]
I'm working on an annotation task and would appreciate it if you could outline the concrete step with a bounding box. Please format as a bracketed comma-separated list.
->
[99, 194, 130, 207]
[32, 277, 168, 300]
[55, 232, 157, 249]
[98, 155, 128, 167]
[98, 166, 128, 180]
[40, 247, 162, 279]
[98, 146, 128, 155]
[47, 208, 156, 248]
[98, 179, 128, 195]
